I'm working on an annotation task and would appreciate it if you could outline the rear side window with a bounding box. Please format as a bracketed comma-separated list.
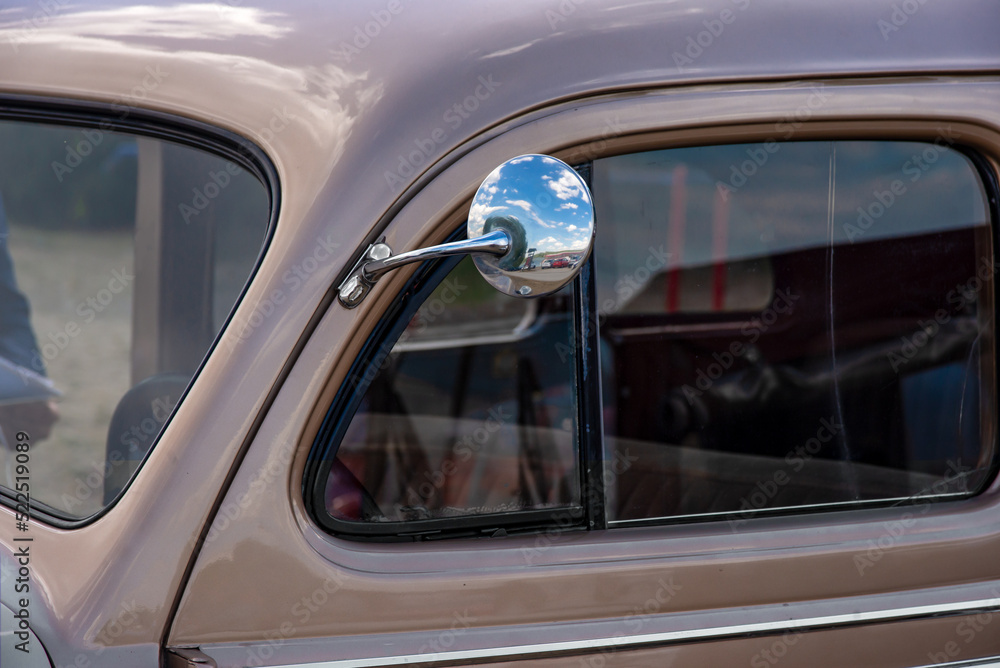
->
[0, 118, 272, 519]
[595, 141, 995, 525]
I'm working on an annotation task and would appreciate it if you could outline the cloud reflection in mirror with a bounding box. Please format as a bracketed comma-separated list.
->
[468, 154, 594, 297]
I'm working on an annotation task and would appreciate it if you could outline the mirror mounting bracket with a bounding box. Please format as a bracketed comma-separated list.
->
[337, 230, 510, 308]
[336, 241, 391, 309]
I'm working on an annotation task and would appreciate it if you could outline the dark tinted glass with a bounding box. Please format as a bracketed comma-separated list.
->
[594, 141, 995, 524]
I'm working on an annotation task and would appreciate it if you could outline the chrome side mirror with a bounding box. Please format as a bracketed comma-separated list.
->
[338, 154, 595, 308]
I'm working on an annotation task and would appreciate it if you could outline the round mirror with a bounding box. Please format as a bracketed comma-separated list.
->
[467, 154, 595, 297]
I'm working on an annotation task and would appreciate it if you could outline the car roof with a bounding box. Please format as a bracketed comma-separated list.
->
[0, 0, 997, 237]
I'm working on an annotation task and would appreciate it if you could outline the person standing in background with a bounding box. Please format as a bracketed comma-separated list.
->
[0, 192, 58, 441]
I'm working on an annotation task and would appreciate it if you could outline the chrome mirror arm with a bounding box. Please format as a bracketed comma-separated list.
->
[363, 230, 509, 281]
[337, 230, 510, 308]
[338, 154, 594, 309]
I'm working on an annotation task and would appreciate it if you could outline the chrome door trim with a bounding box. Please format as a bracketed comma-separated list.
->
[263, 596, 1000, 668]
[912, 659, 1000, 668]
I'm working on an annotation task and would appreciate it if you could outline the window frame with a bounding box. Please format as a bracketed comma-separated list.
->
[304, 123, 1000, 544]
[0, 94, 280, 528]
[592, 138, 1000, 530]
[305, 225, 591, 541]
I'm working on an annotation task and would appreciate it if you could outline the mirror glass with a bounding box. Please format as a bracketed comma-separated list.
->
[468, 155, 594, 297]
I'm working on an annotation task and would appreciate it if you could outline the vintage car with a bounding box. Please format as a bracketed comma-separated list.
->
[2, 0, 1000, 666]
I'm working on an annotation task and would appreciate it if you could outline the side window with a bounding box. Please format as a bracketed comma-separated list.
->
[595, 141, 995, 524]
[0, 118, 271, 519]
[310, 138, 997, 541]
[322, 256, 580, 534]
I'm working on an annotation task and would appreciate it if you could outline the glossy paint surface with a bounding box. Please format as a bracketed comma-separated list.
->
[0, 0, 998, 665]
[173, 81, 1000, 665]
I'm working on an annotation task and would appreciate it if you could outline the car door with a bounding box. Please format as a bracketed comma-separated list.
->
[165, 80, 1000, 667]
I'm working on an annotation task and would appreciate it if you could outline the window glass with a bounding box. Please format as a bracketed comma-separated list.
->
[325, 256, 580, 528]
[594, 141, 995, 524]
[0, 119, 271, 518]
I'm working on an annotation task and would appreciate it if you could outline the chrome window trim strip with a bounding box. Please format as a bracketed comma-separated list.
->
[608, 492, 971, 527]
[912, 659, 1000, 668]
[266, 597, 1000, 668]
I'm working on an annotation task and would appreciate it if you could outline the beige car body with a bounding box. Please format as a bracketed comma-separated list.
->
[2, 1, 1000, 666]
